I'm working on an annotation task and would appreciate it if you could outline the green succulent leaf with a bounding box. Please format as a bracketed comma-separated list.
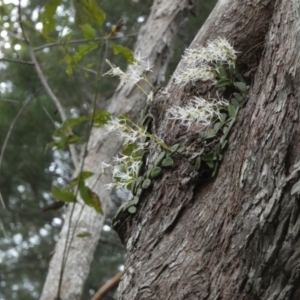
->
[131, 197, 139, 205]
[177, 147, 186, 154]
[228, 104, 237, 118]
[221, 140, 228, 150]
[195, 156, 201, 170]
[212, 162, 219, 177]
[142, 179, 152, 189]
[235, 82, 247, 93]
[216, 62, 228, 78]
[128, 206, 137, 214]
[154, 152, 166, 166]
[206, 160, 215, 169]
[201, 152, 214, 162]
[161, 157, 174, 167]
[150, 167, 162, 179]
[220, 113, 227, 123]
[171, 144, 180, 152]
[215, 78, 231, 88]
[233, 92, 243, 102]
[231, 98, 240, 108]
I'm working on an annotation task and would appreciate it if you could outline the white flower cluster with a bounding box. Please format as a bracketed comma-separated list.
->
[174, 37, 237, 86]
[104, 118, 146, 190]
[103, 154, 141, 190]
[167, 96, 228, 129]
[105, 117, 151, 150]
[103, 52, 152, 87]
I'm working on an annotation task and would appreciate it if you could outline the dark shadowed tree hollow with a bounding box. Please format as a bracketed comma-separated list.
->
[117, 0, 300, 299]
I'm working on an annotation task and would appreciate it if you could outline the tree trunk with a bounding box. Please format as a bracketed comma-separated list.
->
[118, 0, 300, 299]
[40, 1, 194, 299]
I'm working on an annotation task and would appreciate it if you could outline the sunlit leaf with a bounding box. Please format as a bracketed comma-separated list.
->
[81, 0, 106, 27]
[51, 186, 76, 203]
[61, 116, 90, 131]
[71, 171, 94, 187]
[79, 182, 103, 214]
[110, 41, 134, 64]
[123, 143, 139, 157]
[74, 44, 98, 62]
[79, 171, 94, 180]
[93, 110, 111, 127]
[80, 23, 96, 40]
[41, 0, 61, 37]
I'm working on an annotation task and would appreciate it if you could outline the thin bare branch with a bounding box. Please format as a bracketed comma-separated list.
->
[0, 97, 20, 104]
[17, 2, 79, 169]
[0, 26, 25, 41]
[33, 33, 137, 52]
[0, 91, 38, 201]
[41, 104, 56, 125]
[0, 58, 34, 66]
[91, 272, 123, 300]
[0, 190, 6, 209]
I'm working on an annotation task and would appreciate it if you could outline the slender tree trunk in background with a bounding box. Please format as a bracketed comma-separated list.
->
[118, 0, 300, 299]
[40, 1, 194, 299]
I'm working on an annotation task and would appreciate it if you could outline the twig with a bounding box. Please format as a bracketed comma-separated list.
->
[33, 33, 137, 52]
[0, 190, 6, 209]
[57, 40, 106, 300]
[0, 26, 25, 41]
[0, 91, 37, 191]
[41, 104, 56, 125]
[17, 3, 79, 169]
[0, 97, 20, 104]
[0, 58, 34, 66]
[91, 272, 123, 300]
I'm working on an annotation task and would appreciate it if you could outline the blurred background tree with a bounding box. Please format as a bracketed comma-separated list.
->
[0, 0, 217, 299]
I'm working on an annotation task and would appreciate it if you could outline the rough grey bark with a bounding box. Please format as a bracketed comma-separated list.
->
[40, 1, 194, 300]
[118, 0, 300, 299]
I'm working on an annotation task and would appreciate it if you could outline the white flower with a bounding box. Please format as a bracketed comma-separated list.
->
[103, 53, 153, 87]
[103, 152, 142, 190]
[167, 96, 228, 129]
[105, 118, 140, 144]
[103, 59, 142, 86]
[173, 67, 216, 86]
[174, 37, 237, 86]
[183, 38, 237, 68]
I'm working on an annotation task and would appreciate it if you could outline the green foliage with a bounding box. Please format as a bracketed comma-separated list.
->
[80, 24, 96, 40]
[73, 0, 106, 27]
[113, 55, 248, 231]
[49, 111, 111, 149]
[110, 41, 134, 64]
[51, 185, 76, 202]
[93, 110, 112, 127]
[41, 0, 62, 38]
[0, 0, 215, 299]
[80, 0, 106, 27]
[51, 170, 102, 214]
[50, 116, 89, 149]
[77, 231, 91, 238]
